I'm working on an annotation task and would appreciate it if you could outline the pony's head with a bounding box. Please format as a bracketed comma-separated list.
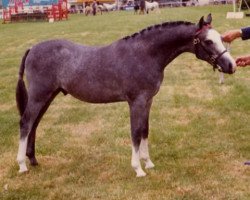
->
[194, 14, 236, 74]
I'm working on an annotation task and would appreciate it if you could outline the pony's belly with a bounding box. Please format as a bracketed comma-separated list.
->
[68, 89, 125, 104]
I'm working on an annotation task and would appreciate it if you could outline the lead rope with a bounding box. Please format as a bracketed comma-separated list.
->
[224, 42, 230, 53]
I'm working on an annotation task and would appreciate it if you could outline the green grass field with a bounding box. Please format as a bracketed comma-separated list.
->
[0, 5, 249, 200]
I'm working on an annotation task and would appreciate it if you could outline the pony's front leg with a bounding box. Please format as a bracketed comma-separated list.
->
[129, 97, 153, 177]
[131, 145, 146, 177]
[17, 91, 56, 173]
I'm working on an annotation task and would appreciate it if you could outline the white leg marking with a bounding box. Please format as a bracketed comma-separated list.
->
[139, 139, 155, 169]
[17, 137, 28, 173]
[131, 146, 146, 177]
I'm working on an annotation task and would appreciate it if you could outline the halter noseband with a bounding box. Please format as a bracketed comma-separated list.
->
[193, 25, 227, 71]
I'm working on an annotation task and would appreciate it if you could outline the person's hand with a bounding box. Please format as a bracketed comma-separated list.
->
[221, 29, 242, 43]
[236, 55, 250, 67]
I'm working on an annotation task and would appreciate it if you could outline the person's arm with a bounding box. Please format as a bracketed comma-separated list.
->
[236, 55, 250, 67]
[222, 27, 250, 42]
[221, 29, 242, 43]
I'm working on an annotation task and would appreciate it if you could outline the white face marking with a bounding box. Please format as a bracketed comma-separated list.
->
[206, 29, 225, 52]
[206, 29, 236, 69]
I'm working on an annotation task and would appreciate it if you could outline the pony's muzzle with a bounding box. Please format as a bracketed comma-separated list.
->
[221, 62, 236, 74]
[219, 53, 236, 74]
[229, 62, 237, 74]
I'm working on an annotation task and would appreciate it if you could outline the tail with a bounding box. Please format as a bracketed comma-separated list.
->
[16, 49, 30, 116]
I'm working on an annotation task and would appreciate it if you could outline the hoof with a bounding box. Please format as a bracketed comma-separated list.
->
[136, 172, 146, 177]
[29, 157, 38, 166]
[18, 160, 28, 173]
[19, 168, 28, 173]
[135, 168, 147, 177]
[244, 161, 250, 165]
[18, 165, 28, 173]
[145, 160, 155, 169]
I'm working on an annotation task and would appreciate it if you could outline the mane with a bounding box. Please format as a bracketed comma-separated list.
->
[122, 21, 195, 40]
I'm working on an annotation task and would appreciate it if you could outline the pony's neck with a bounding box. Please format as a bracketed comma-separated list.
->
[138, 23, 197, 70]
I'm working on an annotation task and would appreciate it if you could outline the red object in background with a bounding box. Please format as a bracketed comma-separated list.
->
[2, 0, 68, 23]
[3, 9, 11, 23]
[45, 0, 68, 21]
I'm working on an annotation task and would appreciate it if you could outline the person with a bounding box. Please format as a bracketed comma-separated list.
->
[222, 28, 250, 166]
[134, 0, 140, 14]
[139, 0, 146, 14]
[222, 27, 250, 67]
[92, 0, 97, 16]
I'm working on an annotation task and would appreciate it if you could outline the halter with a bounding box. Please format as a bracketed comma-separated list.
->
[193, 25, 227, 71]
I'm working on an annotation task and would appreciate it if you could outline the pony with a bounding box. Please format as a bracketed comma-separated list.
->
[103, 3, 116, 11]
[84, 4, 103, 16]
[134, 1, 140, 14]
[97, 5, 106, 14]
[145, 1, 160, 14]
[16, 14, 236, 177]
[84, 6, 93, 16]
[139, 0, 147, 14]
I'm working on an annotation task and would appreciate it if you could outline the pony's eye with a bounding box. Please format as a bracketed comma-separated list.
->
[205, 40, 213, 45]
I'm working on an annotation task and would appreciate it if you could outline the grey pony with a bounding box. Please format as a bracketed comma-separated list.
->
[16, 14, 236, 177]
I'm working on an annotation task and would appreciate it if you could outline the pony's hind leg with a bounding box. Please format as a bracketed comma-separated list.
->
[17, 89, 59, 172]
[17, 134, 28, 173]
[26, 90, 60, 166]
[17, 101, 44, 173]
[26, 128, 38, 166]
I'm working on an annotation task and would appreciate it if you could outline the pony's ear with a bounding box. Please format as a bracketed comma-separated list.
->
[197, 16, 205, 29]
[205, 13, 212, 25]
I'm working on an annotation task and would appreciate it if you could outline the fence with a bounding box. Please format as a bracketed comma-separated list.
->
[2, 0, 68, 23]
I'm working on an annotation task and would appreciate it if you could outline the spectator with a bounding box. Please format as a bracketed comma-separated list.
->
[92, 0, 97, 16]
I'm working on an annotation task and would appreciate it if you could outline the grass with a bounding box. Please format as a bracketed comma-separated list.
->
[0, 5, 250, 200]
